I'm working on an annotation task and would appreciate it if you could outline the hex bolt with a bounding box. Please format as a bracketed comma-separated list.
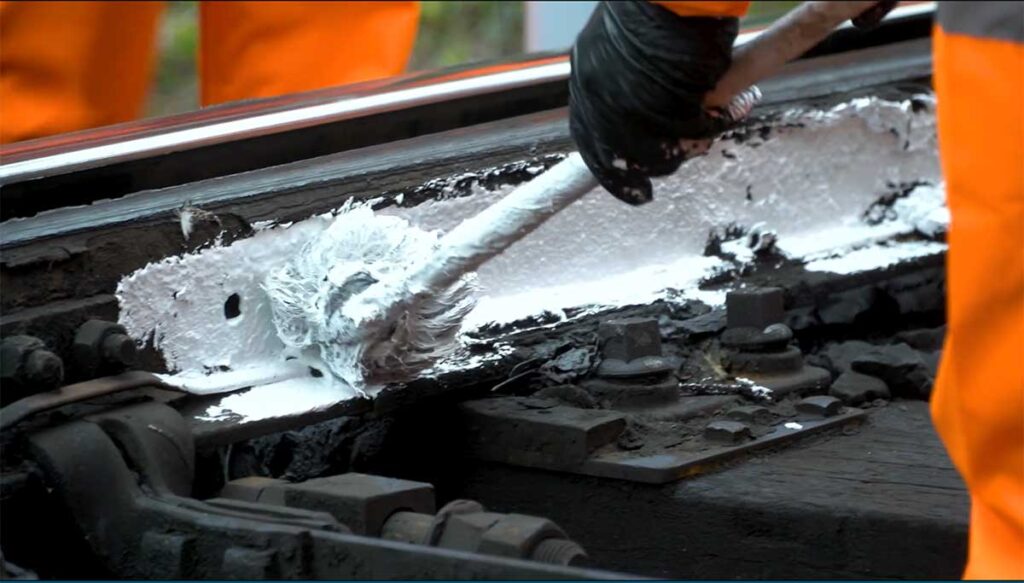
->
[704, 420, 753, 445]
[73, 320, 137, 378]
[594, 317, 679, 381]
[0, 336, 64, 405]
[796, 395, 843, 418]
[101, 333, 138, 368]
[381, 501, 588, 565]
[726, 287, 785, 330]
[597, 317, 663, 361]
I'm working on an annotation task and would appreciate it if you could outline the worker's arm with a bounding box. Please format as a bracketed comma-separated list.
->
[569, 1, 897, 205]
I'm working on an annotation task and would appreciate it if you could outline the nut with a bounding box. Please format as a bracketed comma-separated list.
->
[73, 320, 137, 378]
[723, 346, 803, 374]
[23, 350, 64, 389]
[594, 356, 677, 380]
[0, 336, 64, 405]
[477, 514, 569, 560]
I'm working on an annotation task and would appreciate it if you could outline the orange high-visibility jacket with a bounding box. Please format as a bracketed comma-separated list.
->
[655, 1, 1024, 579]
[0, 1, 420, 144]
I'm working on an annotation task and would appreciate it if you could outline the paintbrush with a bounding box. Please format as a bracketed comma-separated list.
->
[264, 1, 877, 390]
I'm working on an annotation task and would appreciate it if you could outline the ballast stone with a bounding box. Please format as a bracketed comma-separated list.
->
[851, 343, 934, 398]
[830, 371, 891, 405]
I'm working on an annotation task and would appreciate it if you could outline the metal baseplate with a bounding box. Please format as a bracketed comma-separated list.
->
[459, 395, 866, 485]
[6, 399, 632, 579]
[456, 287, 876, 485]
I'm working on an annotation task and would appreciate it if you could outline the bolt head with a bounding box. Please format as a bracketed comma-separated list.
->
[0, 336, 62, 402]
[597, 317, 662, 361]
[726, 287, 785, 329]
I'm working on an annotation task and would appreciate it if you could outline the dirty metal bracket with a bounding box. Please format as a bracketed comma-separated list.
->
[21, 401, 629, 579]
[459, 396, 866, 485]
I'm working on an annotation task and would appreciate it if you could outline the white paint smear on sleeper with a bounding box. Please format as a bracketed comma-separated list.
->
[116, 95, 946, 423]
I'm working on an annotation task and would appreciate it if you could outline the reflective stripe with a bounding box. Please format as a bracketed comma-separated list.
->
[937, 1, 1024, 43]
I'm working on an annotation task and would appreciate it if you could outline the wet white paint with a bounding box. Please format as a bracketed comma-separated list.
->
[118, 213, 333, 374]
[889, 183, 948, 238]
[785, 181, 948, 274]
[198, 374, 350, 422]
[116, 94, 947, 423]
[737, 377, 774, 401]
[158, 360, 311, 395]
[381, 95, 941, 304]
[118, 211, 370, 411]
[804, 240, 947, 275]
[463, 254, 729, 331]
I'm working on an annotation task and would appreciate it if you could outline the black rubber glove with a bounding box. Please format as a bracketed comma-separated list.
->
[569, 1, 739, 205]
[851, 0, 899, 29]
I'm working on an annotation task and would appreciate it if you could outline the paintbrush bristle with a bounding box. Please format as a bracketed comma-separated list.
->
[263, 202, 477, 390]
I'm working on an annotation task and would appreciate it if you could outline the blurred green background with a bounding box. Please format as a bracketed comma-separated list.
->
[148, 1, 799, 118]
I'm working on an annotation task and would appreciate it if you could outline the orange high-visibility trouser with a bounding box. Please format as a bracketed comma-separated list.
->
[931, 2, 1024, 579]
[0, 1, 420, 144]
[656, 1, 1024, 578]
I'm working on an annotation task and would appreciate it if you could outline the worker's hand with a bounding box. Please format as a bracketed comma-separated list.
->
[569, 1, 739, 205]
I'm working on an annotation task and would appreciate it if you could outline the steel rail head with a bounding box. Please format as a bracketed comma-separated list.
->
[0, 58, 570, 185]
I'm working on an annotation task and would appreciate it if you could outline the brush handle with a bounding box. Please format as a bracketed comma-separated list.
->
[406, 154, 596, 297]
[408, 1, 876, 298]
[706, 1, 878, 108]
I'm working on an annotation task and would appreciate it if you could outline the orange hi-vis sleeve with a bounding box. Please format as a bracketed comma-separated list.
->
[651, 1, 751, 18]
[931, 1, 1024, 580]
